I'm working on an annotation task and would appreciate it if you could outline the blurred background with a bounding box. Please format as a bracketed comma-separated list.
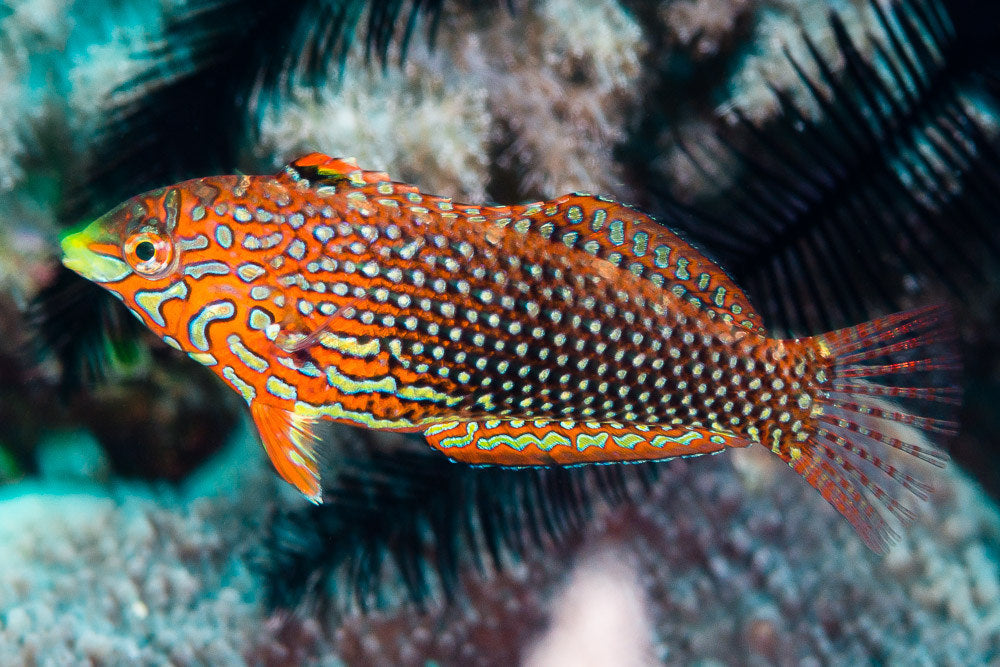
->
[0, 0, 999, 663]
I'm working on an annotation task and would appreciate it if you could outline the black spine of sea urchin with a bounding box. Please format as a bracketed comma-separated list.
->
[637, 0, 1000, 336]
[262, 436, 657, 612]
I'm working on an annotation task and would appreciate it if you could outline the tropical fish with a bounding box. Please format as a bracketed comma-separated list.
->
[61, 152, 957, 552]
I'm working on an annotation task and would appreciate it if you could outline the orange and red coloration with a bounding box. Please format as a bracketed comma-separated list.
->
[62, 153, 957, 552]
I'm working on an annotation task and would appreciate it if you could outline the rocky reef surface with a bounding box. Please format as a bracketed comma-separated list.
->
[0, 425, 996, 664]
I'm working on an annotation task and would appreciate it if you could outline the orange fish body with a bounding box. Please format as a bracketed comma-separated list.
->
[62, 153, 956, 552]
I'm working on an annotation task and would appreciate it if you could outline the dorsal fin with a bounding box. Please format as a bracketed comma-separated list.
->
[276, 155, 764, 332]
[279, 152, 393, 189]
[482, 195, 767, 333]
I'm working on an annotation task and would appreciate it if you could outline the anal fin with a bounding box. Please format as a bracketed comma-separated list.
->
[423, 420, 749, 466]
[251, 400, 323, 503]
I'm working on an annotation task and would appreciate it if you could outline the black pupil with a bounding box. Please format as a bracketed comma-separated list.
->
[135, 241, 156, 262]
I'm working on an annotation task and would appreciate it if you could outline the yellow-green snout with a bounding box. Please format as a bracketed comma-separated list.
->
[60, 220, 132, 284]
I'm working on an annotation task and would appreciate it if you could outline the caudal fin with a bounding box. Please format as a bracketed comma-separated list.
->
[780, 306, 959, 553]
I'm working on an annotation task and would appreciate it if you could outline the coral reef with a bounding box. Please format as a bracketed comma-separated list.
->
[314, 449, 1000, 664]
[0, 0, 71, 192]
[258, 0, 646, 202]
[0, 490, 259, 664]
[1, 431, 997, 663]
[471, 0, 645, 197]
[662, 0, 754, 60]
[0, 426, 280, 664]
[257, 51, 493, 202]
[1, 0, 999, 663]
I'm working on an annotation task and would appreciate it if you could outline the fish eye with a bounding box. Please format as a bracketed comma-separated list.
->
[123, 231, 174, 277]
[135, 241, 155, 261]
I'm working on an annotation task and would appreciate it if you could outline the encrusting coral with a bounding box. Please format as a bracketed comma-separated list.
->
[471, 0, 645, 198]
[1, 429, 996, 663]
[257, 50, 493, 203]
[258, 0, 646, 202]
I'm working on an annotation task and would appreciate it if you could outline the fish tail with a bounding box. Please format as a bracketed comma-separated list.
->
[766, 305, 959, 553]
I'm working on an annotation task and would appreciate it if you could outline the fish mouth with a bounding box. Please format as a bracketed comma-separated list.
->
[60, 221, 132, 284]
[61, 229, 94, 275]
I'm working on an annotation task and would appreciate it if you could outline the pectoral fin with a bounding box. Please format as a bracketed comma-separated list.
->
[251, 400, 323, 503]
[273, 299, 361, 354]
[423, 420, 750, 466]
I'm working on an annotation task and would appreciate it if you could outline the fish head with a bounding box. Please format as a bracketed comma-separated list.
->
[61, 182, 245, 344]
[63, 188, 180, 281]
